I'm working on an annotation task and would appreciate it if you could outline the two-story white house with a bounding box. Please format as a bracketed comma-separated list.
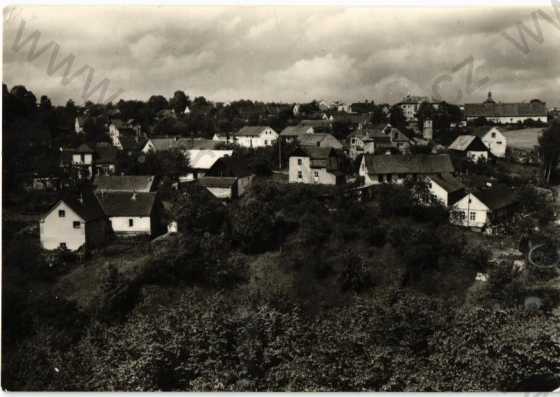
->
[39, 191, 108, 251]
[60, 144, 95, 180]
[289, 147, 345, 185]
[233, 126, 279, 148]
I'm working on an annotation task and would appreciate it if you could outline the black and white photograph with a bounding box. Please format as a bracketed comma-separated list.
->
[2, 1, 560, 392]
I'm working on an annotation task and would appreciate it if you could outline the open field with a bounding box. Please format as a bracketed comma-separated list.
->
[502, 128, 543, 150]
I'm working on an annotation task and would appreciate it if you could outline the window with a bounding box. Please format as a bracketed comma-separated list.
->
[460, 211, 466, 220]
[297, 159, 302, 165]
[497, 141, 502, 145]
[378, 175, 384, 183]
[264, 140, 268, 145]
[81, 153, 85, 162]
[129, 219, 134, 227]
[387, 174, 393, 182]
[470, 212, 476, 221]
[297, 171, 302, 179]
[314, 171, 319, 177]
[73, 221, 81, 229]
[491, 132, 496, 138]
[58, 209, 66, 217]
[59, 242, 67, 249]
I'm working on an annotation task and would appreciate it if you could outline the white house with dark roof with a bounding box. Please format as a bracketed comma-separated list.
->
[472, 126, 507, 158]
[280, 125, 314, 143]
[464, 92, 548, 124]
[181, 149, 233, 181]
[289, 146, 345, 185]
[233, 126, 278, 148]
[39, 191, 108, 251]
[95, 191, 160, 236]
[359, 154, 455, 186]
[448, 135, 489, 162]
[426, 174, 466, 207]
[60, 144, 95, 180]
[450, 186, 519, 230]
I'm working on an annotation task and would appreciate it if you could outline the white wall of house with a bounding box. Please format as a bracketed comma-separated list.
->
[427, 178, 449, 207]
[289, 156, 337, 185]
[72, 153, 93, 165]
[110, 216, 151, 235]
[467, 116, 548, 124]
[236, 127, 278, 148]
[480, 127, 507, 158]
[206, 186, 232, 199]
[466, 150, 488, 162]
[40, 202, 86, 251]
[450, 193, 489, 228]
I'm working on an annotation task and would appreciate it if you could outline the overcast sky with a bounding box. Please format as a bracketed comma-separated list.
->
[3, 5, 559, 107]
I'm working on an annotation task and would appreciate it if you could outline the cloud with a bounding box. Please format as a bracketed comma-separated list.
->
[3, 5, 559, 106]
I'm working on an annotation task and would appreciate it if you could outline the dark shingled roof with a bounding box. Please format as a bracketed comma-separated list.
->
[206, 156, 253, 178]
[280, 125, 313, 137]
[292, 146, 339, 170]
[94, 175, 155, 192]
[474, 186, 519, 211]
[236, 126, 272, 137]
[448, 135, 488, 152]
[49, 190, 105, 222]
[430, 173, 465, 193]
[198, 176, 237, 188]
[95, 191, 157, 217]
[364, 154, 455, 175]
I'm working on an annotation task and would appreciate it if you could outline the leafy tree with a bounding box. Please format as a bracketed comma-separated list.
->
[538, 119, 560, 184]
[170, 90, 189, 115]
[148, 95, 169, 113]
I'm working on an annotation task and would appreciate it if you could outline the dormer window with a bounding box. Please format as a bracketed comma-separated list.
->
[58, 209, 66, 217]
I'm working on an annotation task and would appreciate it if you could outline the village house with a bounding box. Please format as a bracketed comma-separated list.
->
[75, 115, 86, 134]
[109, 118, 145, 150]
[299, 119, 332, 132]
[331, 112, 371, 131]
[448, 135, 489, 163]
[450, 186, 519, 231]
[93, 142, 118, 176]
[348, 124, 412, 159]
[96, 191, 161, 237]
[181, 149, 233, 181]
[59, 144, 95, 180]
[289, 147, 345, 185]
[426, 174, 466, 207]
[234, 126, 278, 148]
[359, 153, 455, 186]
[298, 133, 343, 149]
[201, 156, 255, 198]
[280, 125, 314, 143]
[93, 175, 156, 193]
[39, 191, 108, 251]
[397, 95, 430, 121]
[464, 92, 548, 124]
[472, 126, 507, 158]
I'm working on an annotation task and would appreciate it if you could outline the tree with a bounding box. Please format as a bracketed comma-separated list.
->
[170, 90, 189, 115]
[147, 95, 169, 113]
[39, 95, 52, 112]
[538, 120, 560, 184]
[389, 105, 406, 128]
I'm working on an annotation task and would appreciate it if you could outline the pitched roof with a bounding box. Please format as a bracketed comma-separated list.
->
[474, 186, 519, 211]
[280, 125, 313, 137]
[364, 154, 455, 175]
[206, 156, 253, 177]
[187, 149, 233, 170]
[448, 135, 487, 152]
[430, 173, 465, 193]
[292, 146, 338, 169]
[299, 119, 331, 128]
[94, 175, 155, 192]
[76, 143, 94, 153]
[298, 133, 341, 148]
[236, 126, 270, 137]
[331, 112, 371, 124]
[95, 191, 157, 217]
[464, 101, 547, 118]
[177, 138, 220, 150]
[48, 190, 105, 222]
[198, 176, 237, 188]
[148, 137, 180, 151]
